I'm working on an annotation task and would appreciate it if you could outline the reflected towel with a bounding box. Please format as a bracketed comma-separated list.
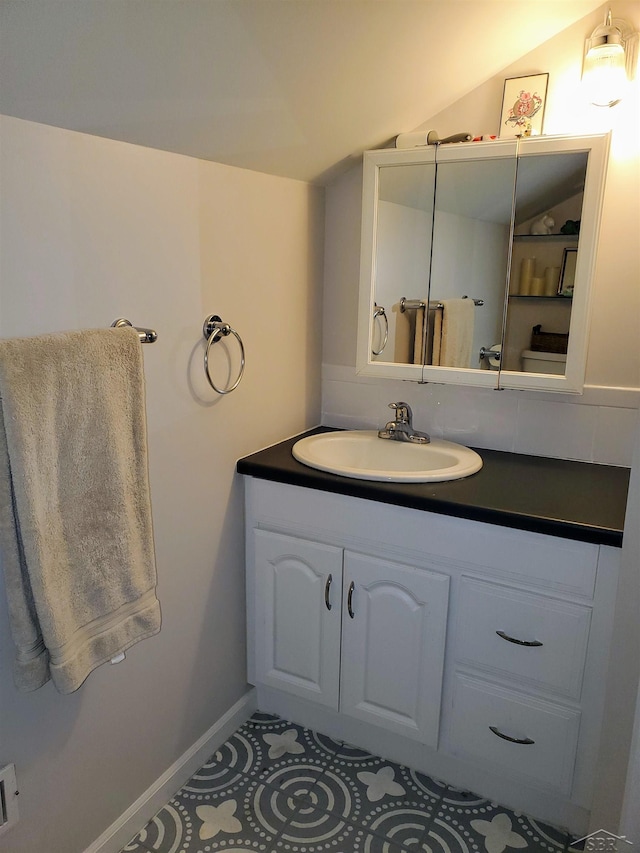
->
[413, 307, 426, 365]
[432, 299, 475, 368]
[393, 303, 425, 365]
[0, 327, 160, 693]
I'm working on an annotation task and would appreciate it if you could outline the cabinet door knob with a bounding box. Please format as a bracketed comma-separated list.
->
[496, 630, 543, 648]
[489, 725, 535, 745]
[347, 581, 355, 618]
[325, 574, 333, 611]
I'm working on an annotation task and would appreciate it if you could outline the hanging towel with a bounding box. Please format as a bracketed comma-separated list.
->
[412, 306, 426, 365]
[393, 302, 426, 365]
[393, 303, 411, 363]
[432, 298, 475, 368]
[0, 327, 160, 694]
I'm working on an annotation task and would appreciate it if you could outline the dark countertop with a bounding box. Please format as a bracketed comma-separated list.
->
[237, 428, 630, 547]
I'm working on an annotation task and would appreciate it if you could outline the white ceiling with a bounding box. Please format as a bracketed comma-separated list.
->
[0, 0, 605, 185]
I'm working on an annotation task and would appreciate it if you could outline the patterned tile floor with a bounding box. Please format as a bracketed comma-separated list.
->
[121, 711, 576, 853]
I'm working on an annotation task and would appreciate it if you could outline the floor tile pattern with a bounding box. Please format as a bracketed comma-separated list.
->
[122, 711, 573, 853]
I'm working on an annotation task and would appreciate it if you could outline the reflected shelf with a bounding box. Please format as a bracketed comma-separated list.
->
[509, 294, 573, 300]
[513, 234, 579, 241]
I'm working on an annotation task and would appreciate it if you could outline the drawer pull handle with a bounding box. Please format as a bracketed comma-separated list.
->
[496, 630, 543, 648]
[347, 581, 355, 618]
[489, 725, 535, 745]
[325, 574, 332, 611]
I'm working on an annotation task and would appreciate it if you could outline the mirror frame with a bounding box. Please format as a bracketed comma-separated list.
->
[356, 133, 611, 393]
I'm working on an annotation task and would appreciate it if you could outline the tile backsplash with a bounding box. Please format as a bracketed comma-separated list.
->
[322, 364, 639, 467]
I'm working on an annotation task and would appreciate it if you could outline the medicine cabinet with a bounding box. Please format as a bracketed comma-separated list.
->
[356, 133, 610, 393]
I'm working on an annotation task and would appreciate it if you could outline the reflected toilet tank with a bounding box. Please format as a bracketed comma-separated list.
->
[521, 349, 567, 375]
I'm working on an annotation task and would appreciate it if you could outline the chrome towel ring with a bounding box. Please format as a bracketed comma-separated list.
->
[202, 314, 245, 394]
[372, 304, 388, 356]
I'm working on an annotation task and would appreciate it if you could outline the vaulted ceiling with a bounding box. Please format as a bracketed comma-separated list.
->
[0, 0, 606, 184]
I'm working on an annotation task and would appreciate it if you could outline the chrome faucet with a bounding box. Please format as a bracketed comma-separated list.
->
[378, 402, 430, 444]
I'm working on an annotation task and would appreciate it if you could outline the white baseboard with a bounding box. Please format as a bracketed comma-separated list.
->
[85, 687, 257, 853]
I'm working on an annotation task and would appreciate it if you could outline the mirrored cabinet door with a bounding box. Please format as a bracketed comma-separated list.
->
[357, 148, 436, 381]
[373, 160, 436, 366]
[499, 134, 610, 392]
[424, 141, 517, 383]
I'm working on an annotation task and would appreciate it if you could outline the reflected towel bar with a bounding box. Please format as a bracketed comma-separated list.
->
[111, 318, 158, 343]
[400, 296, 484, 312]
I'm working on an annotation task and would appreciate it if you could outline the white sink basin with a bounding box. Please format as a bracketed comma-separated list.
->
[292, 430, 483, 483]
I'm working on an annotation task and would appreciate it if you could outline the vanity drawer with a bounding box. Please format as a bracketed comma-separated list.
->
[448, 673, 580, 794]
[456, 578, 591, 700]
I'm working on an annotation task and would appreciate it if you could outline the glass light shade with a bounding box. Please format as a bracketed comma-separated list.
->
[583, 41, 628, 106]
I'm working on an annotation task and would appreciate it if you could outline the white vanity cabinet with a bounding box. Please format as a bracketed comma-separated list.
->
[244, 477, 620, 834]
[252, 529, 449, 745]
[253, 530, 343, 709]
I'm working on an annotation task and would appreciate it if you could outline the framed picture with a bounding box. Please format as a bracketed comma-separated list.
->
[558, 247, 578, 296]
[500, 73, 549, 138]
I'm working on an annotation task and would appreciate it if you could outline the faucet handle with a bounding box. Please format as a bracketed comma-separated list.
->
[389, 402, 412, 425]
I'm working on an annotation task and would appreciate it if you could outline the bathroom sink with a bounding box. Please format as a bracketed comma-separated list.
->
[292, 431, 483, 483]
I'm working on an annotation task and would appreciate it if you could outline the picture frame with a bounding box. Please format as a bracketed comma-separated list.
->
[500, 73, 549, 138]
[558, 247, 578, 296]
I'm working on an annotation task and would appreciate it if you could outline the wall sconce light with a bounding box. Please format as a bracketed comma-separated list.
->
[582, 9, 638, 107]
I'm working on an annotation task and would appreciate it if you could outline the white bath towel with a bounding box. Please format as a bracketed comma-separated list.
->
[432, 298, 475, 368]
[0, 327, 160, 693]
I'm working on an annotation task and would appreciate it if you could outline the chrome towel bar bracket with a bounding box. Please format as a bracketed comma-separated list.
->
[111, 318, 158, 343]
[202, 314, 245, 395]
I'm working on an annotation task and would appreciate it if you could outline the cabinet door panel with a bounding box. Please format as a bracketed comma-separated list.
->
[341, 552, 449, 745]
[254, 530, 342, 708]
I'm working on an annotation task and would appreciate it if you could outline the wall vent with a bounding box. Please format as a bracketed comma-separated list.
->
[0, 764, 19, 835]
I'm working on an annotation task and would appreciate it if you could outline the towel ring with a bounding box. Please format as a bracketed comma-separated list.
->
[371, 304, 388, 356]
[202, 314, 245, 394]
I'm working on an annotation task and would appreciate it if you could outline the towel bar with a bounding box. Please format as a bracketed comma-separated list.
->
[111, 318, 158, 343]
[400, 296, 484, 312]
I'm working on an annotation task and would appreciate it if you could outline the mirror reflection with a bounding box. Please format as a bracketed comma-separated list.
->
[370, 147, 519, 373]
[372, 161, 435, 363]
[502, 152, 588, 376]
[427, 154, 516, 369]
